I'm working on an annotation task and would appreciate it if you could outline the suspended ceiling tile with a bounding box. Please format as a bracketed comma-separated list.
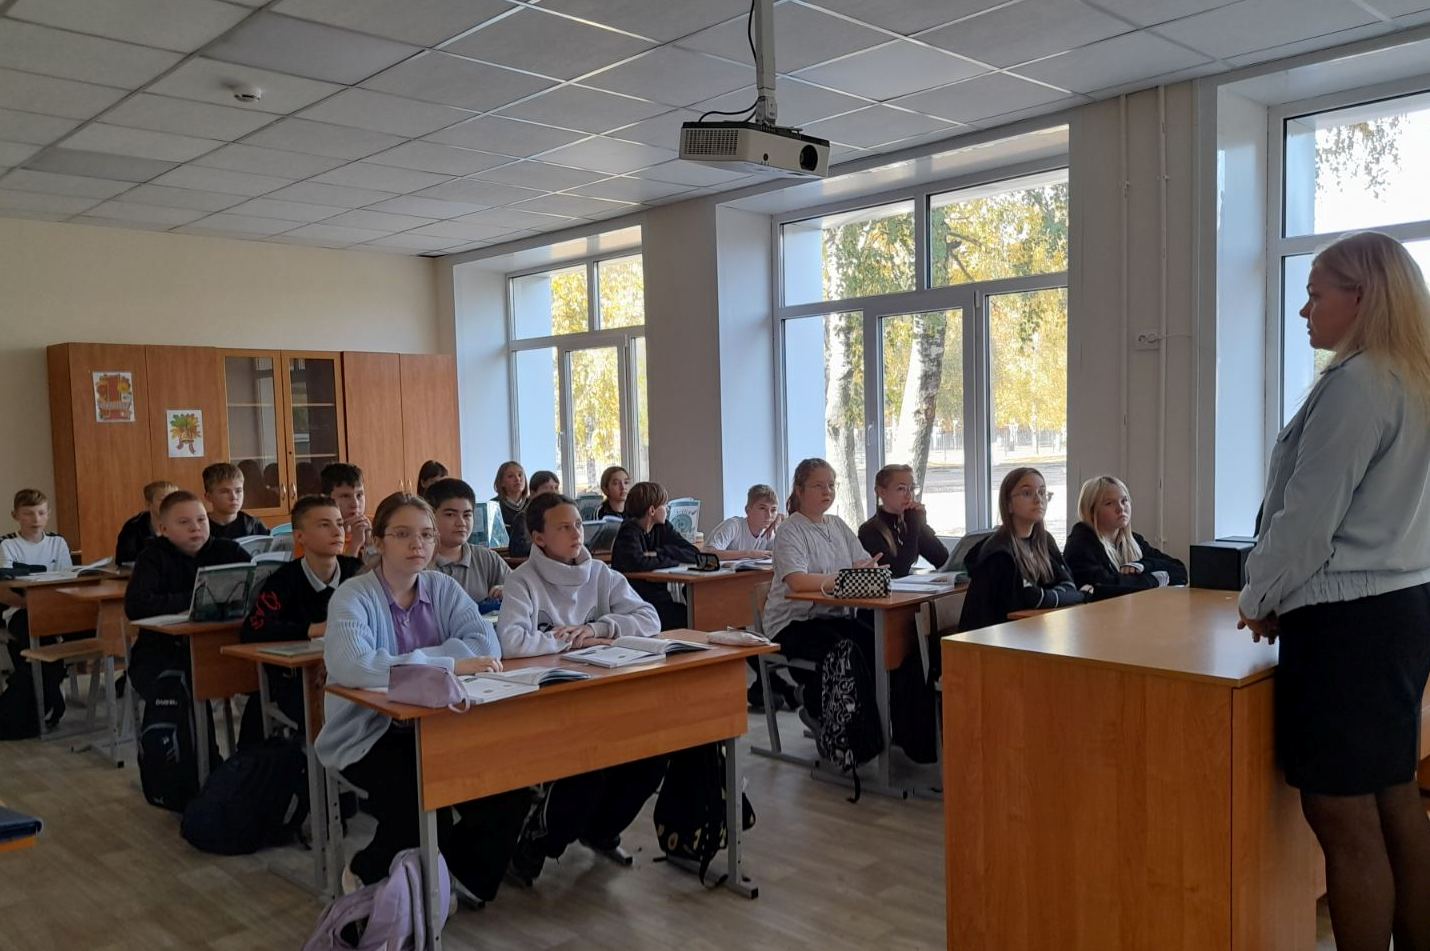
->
[205, 13, 420, 85]
[273, 0, 514, 47]
[298, 89, 473, 139]
[362, 52, 556, 112]
[424, 115, 587, 157]
[8, 0, 251, 53]
[193, 143, 347, 179]
[148, 59, 343, 115]
[442, 9, 656, 81]
[0, 20, 182, 89]
[495, 84, 667, 134]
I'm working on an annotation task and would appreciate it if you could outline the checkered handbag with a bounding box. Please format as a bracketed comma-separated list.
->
[830, 566, 891, 599]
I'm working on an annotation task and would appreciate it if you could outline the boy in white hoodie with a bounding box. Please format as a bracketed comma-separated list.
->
[498, 493, 664, 881]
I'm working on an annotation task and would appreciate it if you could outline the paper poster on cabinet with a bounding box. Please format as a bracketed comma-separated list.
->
[167, 409, 204, 457]
[93, 371, 135, 423]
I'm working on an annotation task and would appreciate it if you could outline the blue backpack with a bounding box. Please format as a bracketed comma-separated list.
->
[303, 849, 454, 951]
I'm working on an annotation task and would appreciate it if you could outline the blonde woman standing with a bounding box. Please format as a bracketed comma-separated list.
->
[1064, 475, 1185, 598]
[1239, 231, 1430, 951]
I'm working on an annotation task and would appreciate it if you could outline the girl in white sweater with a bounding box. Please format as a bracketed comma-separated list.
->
[497, 493, 664, 882]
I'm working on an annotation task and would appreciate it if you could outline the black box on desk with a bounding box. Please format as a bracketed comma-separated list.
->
[1189, 538, 1255, 591]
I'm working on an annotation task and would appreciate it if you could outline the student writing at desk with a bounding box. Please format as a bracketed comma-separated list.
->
[610, 481, 701, 631]
[497, 492, 665, 883]
[315, 492, 529, 904]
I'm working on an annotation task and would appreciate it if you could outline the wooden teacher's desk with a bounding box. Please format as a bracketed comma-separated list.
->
[942, 587, 1318, 951]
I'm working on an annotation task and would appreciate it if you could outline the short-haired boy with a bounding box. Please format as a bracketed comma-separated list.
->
[426, 478, 510, 607]
[115, 480, 179, 565]
[238, 494, 362, 746]
[704, 483, 782, 559]
[124, 490, 250, 700]
[320, 463, 373, 560]
[1, 489, 75, 726]
[202, 462, 269, 541]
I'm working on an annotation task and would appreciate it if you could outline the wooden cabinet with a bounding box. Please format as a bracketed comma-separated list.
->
[342, 352, 461, 501]
[146, 346, 230, 500]
[399, 353, 461, 489]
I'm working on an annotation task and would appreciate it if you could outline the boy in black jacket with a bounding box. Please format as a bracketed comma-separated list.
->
[114, 480, 178, 566]
[609, 481, 700, 630]
[203, 462, 269, 541]
[124, 491, 250, 700]
[238, 495, 361, 746]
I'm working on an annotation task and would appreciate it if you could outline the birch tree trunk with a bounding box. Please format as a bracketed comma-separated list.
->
[824, 314, 865, 525]
[889, 312, 947, 494]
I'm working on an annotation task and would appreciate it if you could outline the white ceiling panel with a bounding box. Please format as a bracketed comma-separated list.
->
[584, 46, 753, 108]
[692, 78, 870, 126]
[1153, 0, 1376, 61]
[407, 219, 521, 240]
[70, 214, 174, 231]
[362, 52, 555, 112]
[800, 0, 1008, 34]
[0, 21, 182, 89]
[535, 136, 676, 174]
[321, 209, 436, 231]
[0, 68, 126, 121]
[0, 142, 39, 166]
[793, 40, 988, 101]
[273, 0, 514, 47]
[102, 94, 278, 141]
[366, 141, 513, 175]
[311, 162, 452, 193]
[454, 207, 573, 229]
[1082, 0, 1240, 27]
[892, 73, 1081, 123]
[538, 0, 752, 43]
[677, 2, 887, 71]
[443, 9, 656, 81]
[0, 168, 134, 198]
[0, 108, 79, 146]
[64, 124, 223, 162]
[120, 183, 248, 211]
[633, 159, 753, 186]
[265, 181, 397, 207]
[151, 164, 294, 196]
[147, 59, 343, 115]
[605, 109, 698, 148]
[569, 175, 692, 201]
[0, 188, 102, 215]
[242, 118, 405, 160]
[206, 13, 420, 86]
[180, 212, 298, 235]
[424, 115, 586, 157]
[495, 84, 667, 134]
[510, 193, 635, 218]
[1224, 21, 1396, 67]
[224, 197, 344, 221]
[922, 1, 1130, 69]
[799, 104, 957, 148]
[194, 143, 346, 178]
[25, 147, 178, 181]
[366, 195, 488, 217]
[298, 89, 473, 139]
[412, 178, 545, 205]
[1012, 30, 1211, 93]
[84, 200, 208, 225]
[362, 232, 458, 251]
[279, 223, 391, 246]
[7, 0, 251, 53]
[472, 160, 608, 190]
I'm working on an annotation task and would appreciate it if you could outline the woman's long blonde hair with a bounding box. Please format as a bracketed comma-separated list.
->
[1077, 475, 1142, 567]
[995, 466, 1054, 584]
[1313, 231, 1430, 411]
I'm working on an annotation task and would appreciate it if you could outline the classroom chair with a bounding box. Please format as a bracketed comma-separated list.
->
[750, 581, 819, 768]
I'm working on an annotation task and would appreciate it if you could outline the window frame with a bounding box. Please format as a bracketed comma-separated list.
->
[771, 158, 1070, 533]
[505, 249, 648, 492]
[1264, 76, 1430, 443]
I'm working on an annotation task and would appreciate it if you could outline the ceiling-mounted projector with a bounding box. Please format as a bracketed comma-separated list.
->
[677, 0, 829, 178]
[679, 121, 829, 177]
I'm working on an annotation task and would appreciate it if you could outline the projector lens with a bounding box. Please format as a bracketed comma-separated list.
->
[799, 145, 818, 171]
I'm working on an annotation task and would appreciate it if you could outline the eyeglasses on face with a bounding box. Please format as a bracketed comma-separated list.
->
[1012, 488, 1053, 502]
[383, 529, 438, 543]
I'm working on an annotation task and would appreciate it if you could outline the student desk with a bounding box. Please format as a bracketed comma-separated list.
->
[328, 630, 774, 950]
[221, 641, 340, 898]
[55, 580, 130, 764]
[624, 566, 773, 631]
[131, 619, 258, 785]
[6, 572, 106, 737]
[786, 587, 959, 796]
[942, 587, 1318, 951]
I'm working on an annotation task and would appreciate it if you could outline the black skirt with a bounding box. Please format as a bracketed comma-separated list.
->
[1275, 581, 1430, 795]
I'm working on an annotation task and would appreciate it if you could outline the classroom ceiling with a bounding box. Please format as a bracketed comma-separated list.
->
[0, 0, 1426, 257]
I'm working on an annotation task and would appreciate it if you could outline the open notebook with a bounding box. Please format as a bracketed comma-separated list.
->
[565, 636, 710, 668]
[458, 666, 590, 703]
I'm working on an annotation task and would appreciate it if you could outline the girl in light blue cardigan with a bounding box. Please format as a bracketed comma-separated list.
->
[315, 493, 529, 903]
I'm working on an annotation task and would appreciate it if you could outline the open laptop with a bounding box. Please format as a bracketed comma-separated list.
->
[938, 530, 996, 578]
[132, 561, 280, 627]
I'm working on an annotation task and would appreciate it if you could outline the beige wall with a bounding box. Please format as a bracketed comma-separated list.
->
[0, 218, 440, 512]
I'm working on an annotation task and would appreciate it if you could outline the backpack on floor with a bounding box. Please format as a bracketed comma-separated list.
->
[816, 638, 885, 801]
[138, 668, 218, 813]
[0, 664, 39, 740]
[653, 743, 756, 885]
[181, 736, 308, 855]
[890, 653, 938, 765]
[303, 848, 454, 951]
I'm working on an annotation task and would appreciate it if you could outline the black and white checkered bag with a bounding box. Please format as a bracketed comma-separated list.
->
[829, 566, 891, 599]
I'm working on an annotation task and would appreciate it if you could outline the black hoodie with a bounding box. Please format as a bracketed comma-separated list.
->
[1062, 521, 1187, 599]
[957, 530, 1084, 633]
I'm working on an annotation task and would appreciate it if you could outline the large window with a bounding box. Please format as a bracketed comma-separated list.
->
[1274, 88, 1430, 426]
[508, 252, 648, 495]
[778, 166, 1070, 539]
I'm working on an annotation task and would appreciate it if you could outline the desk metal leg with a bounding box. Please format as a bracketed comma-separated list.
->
[257, 667, 273, 740]
[192, 655, 211, 786]
[300, 670, 326, 896]
[686, 587, 697, 630]
[416, 727, 444, 951]
[325, 763, 343, 900]
[102, 656, 121, 766]
[872, 610, 892, 791]
[31, 636, 47, 737]
[723, 738, 757, 899]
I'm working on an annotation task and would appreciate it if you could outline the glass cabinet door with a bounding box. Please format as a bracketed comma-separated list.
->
[223, 354, 285, 512]
[285, 355, 344, 498]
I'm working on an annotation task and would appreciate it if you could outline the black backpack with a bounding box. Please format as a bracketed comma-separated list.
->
[653, 744, 755, 884]
[816, 638, 885, 801]
[0, 668, 40, 740]
[890, 653, 938, 765]
[181, 736, 308, 855]
[138, 669, 218, 812]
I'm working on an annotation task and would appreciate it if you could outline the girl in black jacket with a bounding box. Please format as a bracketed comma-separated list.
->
[858, 464, 948, 578]
[610, 481, 700, 629]
[958, 467, 1085, 633]
[1064, 475, 1186, 599]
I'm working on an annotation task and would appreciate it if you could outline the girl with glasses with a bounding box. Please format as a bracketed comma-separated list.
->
[858, 464, 949, 579]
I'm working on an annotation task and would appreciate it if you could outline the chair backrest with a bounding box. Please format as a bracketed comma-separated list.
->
[750, 581, 771, 635]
